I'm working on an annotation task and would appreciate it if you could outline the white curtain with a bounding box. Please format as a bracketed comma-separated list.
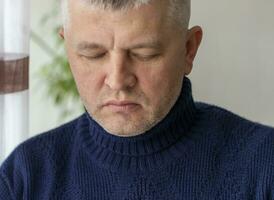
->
[0, 0, 30, 163]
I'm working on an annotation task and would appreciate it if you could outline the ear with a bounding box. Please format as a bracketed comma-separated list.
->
[59, 27, 65, 39]
[184, 26, 203, 75]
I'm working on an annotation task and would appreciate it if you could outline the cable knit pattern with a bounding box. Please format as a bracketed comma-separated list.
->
[0, 77, 274, 200]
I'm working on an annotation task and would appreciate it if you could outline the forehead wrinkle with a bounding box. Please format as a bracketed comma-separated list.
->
[72, 27, 115, 51]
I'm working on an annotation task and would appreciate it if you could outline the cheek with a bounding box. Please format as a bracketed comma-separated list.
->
[136, 65, 177, 101]
[73, 70, 106, 113]
[138, 60, 183, 88]
[74, 71, 104, 97]
[68, 56, 105, 100]
[136, 59, 184, 106]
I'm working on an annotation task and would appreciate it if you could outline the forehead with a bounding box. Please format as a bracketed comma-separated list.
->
[66, 0, 177, 49]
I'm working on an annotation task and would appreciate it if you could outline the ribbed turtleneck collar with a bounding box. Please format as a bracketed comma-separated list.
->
[78, 77, 197, 172]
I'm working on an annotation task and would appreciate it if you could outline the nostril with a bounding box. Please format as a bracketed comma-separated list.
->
[104, 72, 137, 90]
[127, 75, 137, 88]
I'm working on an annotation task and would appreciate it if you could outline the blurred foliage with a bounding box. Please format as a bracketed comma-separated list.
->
[31, 2, 84, 119]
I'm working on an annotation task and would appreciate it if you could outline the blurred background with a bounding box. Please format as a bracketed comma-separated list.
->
[1, 0, 274, 160]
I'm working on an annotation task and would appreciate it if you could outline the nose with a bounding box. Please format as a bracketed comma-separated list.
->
[104, 53, 137, 91]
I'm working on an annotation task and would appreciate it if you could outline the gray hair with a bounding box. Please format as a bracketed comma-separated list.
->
[61, 0, 190, 30]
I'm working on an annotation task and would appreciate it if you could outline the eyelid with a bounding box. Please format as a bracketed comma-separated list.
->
[80, 52, 106, 60]
[130, 52, 161, 60]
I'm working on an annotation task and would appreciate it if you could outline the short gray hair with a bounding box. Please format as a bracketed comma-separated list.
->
[61, 0, 190, 30]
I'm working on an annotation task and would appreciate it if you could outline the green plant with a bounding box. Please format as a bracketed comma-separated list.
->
[31, 2, 84, 119]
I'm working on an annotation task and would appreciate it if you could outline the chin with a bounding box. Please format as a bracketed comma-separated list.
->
[101, 121, 152, 137]
[103, 125, 143, 137]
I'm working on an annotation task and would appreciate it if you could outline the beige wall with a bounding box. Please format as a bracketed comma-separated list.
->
[189, 0, 274, 126]
[29, 0, 274, 137]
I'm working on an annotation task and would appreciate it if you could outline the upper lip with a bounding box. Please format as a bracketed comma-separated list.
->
[103, 100, 139, 106]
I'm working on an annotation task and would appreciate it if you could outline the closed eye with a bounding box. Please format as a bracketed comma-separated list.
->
[80, 52, 106, 60]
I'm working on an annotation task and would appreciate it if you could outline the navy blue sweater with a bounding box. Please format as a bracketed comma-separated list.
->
[1, 77, 274, 199]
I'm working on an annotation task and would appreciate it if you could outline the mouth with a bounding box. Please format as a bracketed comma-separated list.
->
[103, 100, 140, 113]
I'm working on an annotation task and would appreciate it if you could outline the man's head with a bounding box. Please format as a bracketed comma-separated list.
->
[59, 0, 202, 137]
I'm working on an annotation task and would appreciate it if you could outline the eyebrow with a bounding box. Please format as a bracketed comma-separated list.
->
[76, 42, 105, 50]
[76, 40, 163, 51]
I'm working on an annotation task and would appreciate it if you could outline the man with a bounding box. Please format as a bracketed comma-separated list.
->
[1, 0, 273, 199]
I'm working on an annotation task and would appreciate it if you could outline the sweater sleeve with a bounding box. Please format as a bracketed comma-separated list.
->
[0, 173, 14, 200]
[0, 145, 26, 200]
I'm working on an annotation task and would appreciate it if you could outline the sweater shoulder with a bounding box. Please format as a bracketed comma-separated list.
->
[2, 113, 85, 164]
[195, 101, 274, 132]
[0, 115, 83, 196]
[26, 114, 83, 145]
[195, 101, 274, 140]
[196, 102, 274, 169]
[195, 101, 274, 156]
[17, 114, 83, 158]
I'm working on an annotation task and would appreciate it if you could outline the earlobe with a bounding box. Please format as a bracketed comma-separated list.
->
[185, 26, 203, 74]
[59, 27, 65, 39]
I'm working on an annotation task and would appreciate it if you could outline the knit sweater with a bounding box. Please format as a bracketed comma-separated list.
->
[1, 77, 274, 200]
